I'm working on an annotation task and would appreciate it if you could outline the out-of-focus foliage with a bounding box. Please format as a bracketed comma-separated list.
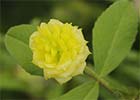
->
[110, 51, 140, 88]
[0, 0, 139, 100]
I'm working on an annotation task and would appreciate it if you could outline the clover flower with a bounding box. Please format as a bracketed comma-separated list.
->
[29, 19, 90, 84]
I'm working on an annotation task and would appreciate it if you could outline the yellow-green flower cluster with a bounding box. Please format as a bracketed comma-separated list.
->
[29, 19, 90, 84]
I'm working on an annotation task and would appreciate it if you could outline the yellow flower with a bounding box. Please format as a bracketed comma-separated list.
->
[29, 19, 90, 84]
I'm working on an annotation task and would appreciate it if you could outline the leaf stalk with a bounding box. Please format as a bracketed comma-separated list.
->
[84, 67, 121, 98]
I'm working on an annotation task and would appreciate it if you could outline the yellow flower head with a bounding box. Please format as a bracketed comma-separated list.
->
[29, 19, 90, 84]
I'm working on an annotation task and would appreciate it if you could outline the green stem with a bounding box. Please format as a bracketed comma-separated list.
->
[84, 67, 120, 97]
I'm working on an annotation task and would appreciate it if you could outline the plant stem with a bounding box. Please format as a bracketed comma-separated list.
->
[84, 67, 119, 97]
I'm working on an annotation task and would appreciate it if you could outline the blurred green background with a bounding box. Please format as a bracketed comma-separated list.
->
[0, 0, 139, 100]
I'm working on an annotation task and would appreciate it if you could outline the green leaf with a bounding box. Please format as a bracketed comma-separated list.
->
[0, 35, 16, 68]
[92, 0, 138, 77]
[5, 25, 43, 76]
[0, 48, 16, 69]
[53, 81, 99, 100]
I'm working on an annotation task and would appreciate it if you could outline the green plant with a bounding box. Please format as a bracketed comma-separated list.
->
[4, 0, 139, 100]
